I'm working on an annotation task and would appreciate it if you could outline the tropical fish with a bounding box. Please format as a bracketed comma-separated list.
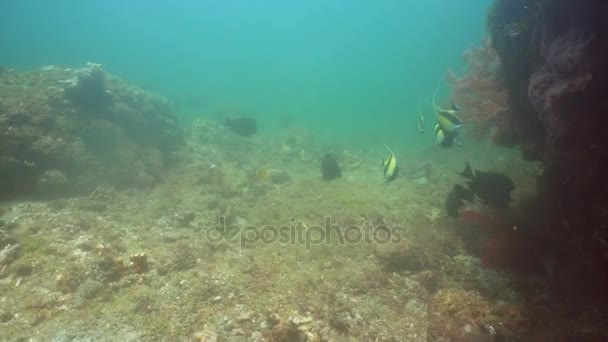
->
[380, 142, 398, 182]
[225, 117, 257, 137]
[433, 122, 456, 148]
[433, 122, 444, 144]
[445, 186, 464, 217]
[458, 162, 515, 208]
[417, 100, 425, 134]
[435, 104, 464, 132]
[453, 183, 474, 202]
[445, 184, 475, 217]
[418, 114, 425, 134]
[321, 154, 341, 181]
[254, 167, 269, 182]
[432, 87, 464, 132]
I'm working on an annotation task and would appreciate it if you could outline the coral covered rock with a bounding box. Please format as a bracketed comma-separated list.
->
[0, 63, 182, 199]
[375, 238, 447, 272]
[428, 288, 525, 341]
[528, 28, 598, 147]
[445, 39, 509, 141]
[64, 63, 112, 110]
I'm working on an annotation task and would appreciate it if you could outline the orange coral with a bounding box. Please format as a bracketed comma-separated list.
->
[445, 39, 509, 140]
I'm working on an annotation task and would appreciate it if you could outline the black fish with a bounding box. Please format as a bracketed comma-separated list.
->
[440, 130, 457, 148]
[458, 162, 515, 208]
[321, 154, 341, 180]
[433, 122, 458, 148]
[225, 117, 257, 137]
[453, 184, 474, 202]
[445, 186, 465, 217]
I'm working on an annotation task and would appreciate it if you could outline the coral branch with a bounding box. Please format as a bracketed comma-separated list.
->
[445, 39, 509, 141]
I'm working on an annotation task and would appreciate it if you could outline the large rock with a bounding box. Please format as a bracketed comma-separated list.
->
[0, 63, 183, 199]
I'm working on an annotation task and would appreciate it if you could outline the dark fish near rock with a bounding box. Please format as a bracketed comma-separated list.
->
[224, 117, 257, 137]
[453, 183, 474, 202]
[445, 186, 464, 217]
[321, 154, 341, 180]
[458, 162, 515, 208]
[446, 184, 476, 217]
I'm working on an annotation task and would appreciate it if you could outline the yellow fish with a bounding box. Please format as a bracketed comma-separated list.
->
[254, 167, 269, 182]
[433, 121, 458, 148]
[433, 122, 445, 144]
[433, 87, 464, 132]
[381, 142, 399, 182]
[417, 100, 425, 134]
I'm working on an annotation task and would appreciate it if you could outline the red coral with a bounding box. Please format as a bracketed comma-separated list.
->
[459, 209, 543, 273]
[528, 28, 596, 146]
[445, 39, 509, 140]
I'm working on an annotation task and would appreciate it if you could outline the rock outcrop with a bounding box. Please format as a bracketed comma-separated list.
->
[0, 63, 182, 199]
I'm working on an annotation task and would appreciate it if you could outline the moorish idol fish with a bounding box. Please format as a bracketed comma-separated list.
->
[417, 100, 425, 134]
[432, 86, 464, 132]
[381, 142, 399, 182]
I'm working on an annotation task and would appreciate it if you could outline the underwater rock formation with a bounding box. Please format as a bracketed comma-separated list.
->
[485, 0, 546, 150]
[484, 0, 608, 338]
[0, 63, 182, 199]
[64, 62, 112, 111]
[528, 27, 599, 148]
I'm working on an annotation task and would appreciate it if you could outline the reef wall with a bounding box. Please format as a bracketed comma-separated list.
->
[0, 63, 182, 199]
[485, 0, 608, 338]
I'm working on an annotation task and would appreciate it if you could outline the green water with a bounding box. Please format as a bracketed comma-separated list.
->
[0, 0, 491, 147]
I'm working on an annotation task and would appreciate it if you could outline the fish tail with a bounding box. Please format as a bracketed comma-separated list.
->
[459, 162, 475, 179]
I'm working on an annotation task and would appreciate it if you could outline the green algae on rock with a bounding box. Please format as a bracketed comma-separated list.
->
[0, 63, 182, 200]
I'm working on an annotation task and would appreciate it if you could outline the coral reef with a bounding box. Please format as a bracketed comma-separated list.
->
[0, 121, 540, 340]
[428, 288, 526, 341]
[528, 27, 599, 149]
[63, 62, 112, 110]
[0, 63, 182, 199]
[481, 0, 608, 338]
[445, 39, 510, 142]
[4, 3, 608, 336]
[485, 0, 546, 151]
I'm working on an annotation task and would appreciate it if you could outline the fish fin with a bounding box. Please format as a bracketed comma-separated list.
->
[451, 101, 462, 111]
[461, 187, 475, 202]
[379, 141, 395, 156]
[437, 111, 464, 131]
[432, 85, 441, 111]
[458, 162, 475, 179]
[434, 132, 444, 145]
